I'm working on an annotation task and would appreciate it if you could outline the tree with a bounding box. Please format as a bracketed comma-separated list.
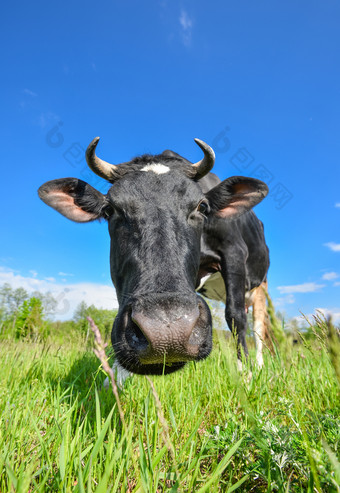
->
[73, 301, 117, 342]
[32, 290, 58, 317]
[14, 297, 48, 341]
[0, 283, 29, 319]
[73, 301, 89, 334]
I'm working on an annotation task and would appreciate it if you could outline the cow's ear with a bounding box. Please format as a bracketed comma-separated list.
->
[206, 176, 269, 219]
[38, 178, 106, 223]
[161, 150, 192, 166]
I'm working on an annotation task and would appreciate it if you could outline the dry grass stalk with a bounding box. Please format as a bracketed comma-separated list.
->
[87, 316, 126, 428]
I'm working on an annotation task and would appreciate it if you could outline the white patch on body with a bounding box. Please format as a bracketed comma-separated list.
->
[197, 271, 226, 303]
[199, 274, 256, 307]
[197, 274, 212, 291]
[141, 164, 170, 174]
[103, 361, 131, 390]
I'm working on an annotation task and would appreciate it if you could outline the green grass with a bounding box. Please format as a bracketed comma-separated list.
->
[0, 327, 339, 492]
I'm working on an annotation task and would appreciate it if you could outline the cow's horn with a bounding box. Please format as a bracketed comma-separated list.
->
[192, 139, 215, 179]
[85, 137, 119, 182]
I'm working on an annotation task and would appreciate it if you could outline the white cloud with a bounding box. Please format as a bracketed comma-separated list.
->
[324, 242, 340, 252]
[334, 282, 340, 287]
[179, 9, 192, 30]
[58, 272, 74, 277]
[0, 267, 118, 321]
[335, 203, 340, 208]
[322, 272, 338, 281]
[277, 282, 325, 294]
[44, 277, 56, 282]
[36, 111, 60, 129]
[179, 9, 193, 46]
[273, 294, 295, 307]
[23, 88, 37, 97]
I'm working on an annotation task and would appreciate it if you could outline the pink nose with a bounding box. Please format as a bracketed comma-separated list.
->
[130, 307, 201, 363]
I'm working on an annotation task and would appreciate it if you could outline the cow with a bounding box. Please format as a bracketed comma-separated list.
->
[38, 137, 270, 378]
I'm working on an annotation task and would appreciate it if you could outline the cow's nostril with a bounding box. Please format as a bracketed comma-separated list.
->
[125, 319, 149, 352]
[188, 325, 201, 345]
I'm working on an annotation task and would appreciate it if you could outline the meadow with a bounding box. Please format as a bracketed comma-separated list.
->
[0, 317, 339, 492]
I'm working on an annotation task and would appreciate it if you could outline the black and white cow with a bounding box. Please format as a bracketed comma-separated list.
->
[38, 138, 270, 379]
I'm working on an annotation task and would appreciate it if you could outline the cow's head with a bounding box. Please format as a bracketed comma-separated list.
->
[38, 138, 268, 375]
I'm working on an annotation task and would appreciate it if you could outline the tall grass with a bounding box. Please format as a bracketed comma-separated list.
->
[0, 320, 339, 492]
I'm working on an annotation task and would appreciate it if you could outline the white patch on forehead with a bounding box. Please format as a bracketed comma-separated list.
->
[141, 163, 170, 174]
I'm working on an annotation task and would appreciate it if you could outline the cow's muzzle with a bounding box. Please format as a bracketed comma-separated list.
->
[112, 294, 212, 375]
[129, 306, 201, 362]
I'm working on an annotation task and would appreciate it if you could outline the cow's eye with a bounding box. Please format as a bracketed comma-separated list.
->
[197, 200, 209, 216]
[102, 204, 114, 218]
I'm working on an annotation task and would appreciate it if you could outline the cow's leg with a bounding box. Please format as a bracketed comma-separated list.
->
[226, 300, 248, 364]
[222, 265, 248, 366]
[252, 281, 268, 368]
[103, 360, 131, 390]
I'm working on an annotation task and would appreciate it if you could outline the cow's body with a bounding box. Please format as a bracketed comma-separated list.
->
[38, 138, 270, 377]
[197, 172, 270, 366]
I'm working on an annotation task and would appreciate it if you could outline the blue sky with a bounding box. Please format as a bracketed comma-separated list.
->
[1, 0, 339, 323]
